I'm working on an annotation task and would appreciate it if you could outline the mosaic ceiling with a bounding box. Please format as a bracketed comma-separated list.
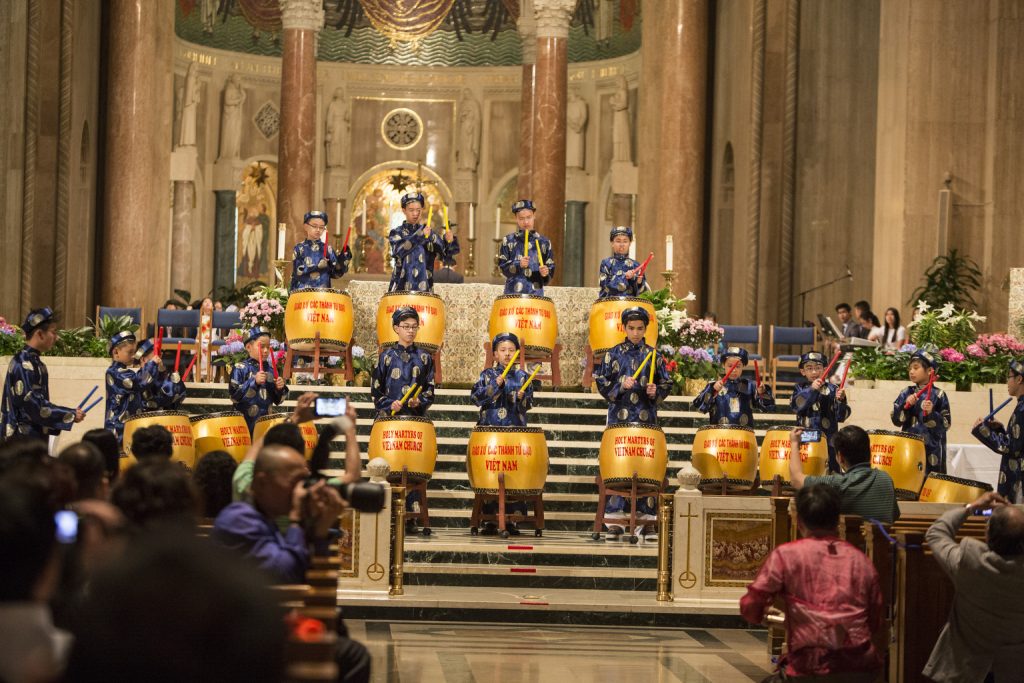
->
[175, 0, 641, 67]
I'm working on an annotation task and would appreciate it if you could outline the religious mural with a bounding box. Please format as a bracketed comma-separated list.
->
[704, 513, 773, 587]
[235, 161, 277, 285]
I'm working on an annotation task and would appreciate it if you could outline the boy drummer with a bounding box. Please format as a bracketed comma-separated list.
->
[972, 358, 1024, 503]
[387, 192, 459, 293]
[890, 349, 950, 474]
[229, 328, 288, 434]
[290, 210, 352, 291]
[135, 339, 186, 412]
[105, 332, 161, 444]
[498, 199, 555, 295]
[598, 226, 647, 298]
[693, 347, 775, 426]
[791, 351, 851, 473]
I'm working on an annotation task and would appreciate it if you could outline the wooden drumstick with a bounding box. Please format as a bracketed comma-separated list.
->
[182, 354, 198, 382]
[535, 239, 542, 265]
[391, 383, 419, 415]
[635, 252, 655, 277]
[174, 342, 182, 374]
[838, 361, 851, 393]
[341, 225, 353, 252]
[524, 363, 542, 387]
[714, 359, 740, 395]
[500, 349, 521, 379]
[154, 327, 163, 359]
[269, 349, 278, 380]
[77, 385, 98, 409]
[905, 369, 936, 410]
[821, 349, 842, 380]
[984, 397, 1012, 423]
[632, 350, 654, 380]
[754, 359, 761, 386]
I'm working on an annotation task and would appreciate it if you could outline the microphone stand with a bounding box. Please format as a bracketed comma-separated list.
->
[798, 268, 853, 326]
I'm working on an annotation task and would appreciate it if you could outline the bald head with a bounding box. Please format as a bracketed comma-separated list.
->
[251, 445, 307, 518]
[988, 506, 1024, 557]
[253, 445, 304, 475]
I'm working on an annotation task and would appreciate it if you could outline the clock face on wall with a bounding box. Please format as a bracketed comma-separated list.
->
[381, 108, 423, 150]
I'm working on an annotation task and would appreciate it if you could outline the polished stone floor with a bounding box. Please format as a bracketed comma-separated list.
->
[348, 620, 774, 682]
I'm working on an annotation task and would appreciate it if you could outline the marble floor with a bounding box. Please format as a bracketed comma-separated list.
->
[347, 620, 774, 682]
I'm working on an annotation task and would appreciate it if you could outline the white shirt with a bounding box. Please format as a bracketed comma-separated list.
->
[0, 603, 72, 683]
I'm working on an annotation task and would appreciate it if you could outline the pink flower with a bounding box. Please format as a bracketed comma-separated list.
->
[939, 347, 965, 363]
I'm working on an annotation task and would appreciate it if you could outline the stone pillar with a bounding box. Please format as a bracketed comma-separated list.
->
[212, 190, 236, 295]
[611, 194, 633, 229]
[529, 0, 574, 286]
[563, 200, 587, 286]
[277, 0, 323, 249]
[171, 181, 194, 293]
[101, 0, 174, 313]
[516, 1, 537, 198]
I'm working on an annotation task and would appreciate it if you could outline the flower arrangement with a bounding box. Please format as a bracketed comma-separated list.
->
[325, 345, 376, 386]
[908, 300, 985, 352]
[638, 288, 724, 393]
[239, 284, 288, 341]
[0, 317, 25, 356]
[214, 332, 248, 367]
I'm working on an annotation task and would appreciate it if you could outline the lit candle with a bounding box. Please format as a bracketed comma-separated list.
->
[276, 222, 286, 259]
[628, 234, 636, 260]
[361, 199, 367, 236]
[334, 199, 342, 236]
[469, 204, 475, 240]
[665, 235, 674, 271]
[494, 205, 501, 240]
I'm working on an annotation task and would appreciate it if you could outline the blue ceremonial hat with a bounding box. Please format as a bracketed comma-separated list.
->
[511, 199, 535, 214]
[109, 331, 136, 354]
[491, 332, 520, 351]
[304, 210, 328, 225]
[799, 351, 826, 368]
[401, 192, 425, 208]
[911, 349, 937, 369]
[391, 306, 420, 326]
[721, 347, 749, 365]
[609, 226, 633, 241]
[134, 339, 154, 360]
[1009, 359, 1024, 377]
[21, 307, 55, 337]
[246, 327, 270, 345]
[620, 307, 650, 326]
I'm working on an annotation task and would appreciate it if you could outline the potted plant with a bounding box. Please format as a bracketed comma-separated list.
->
[0, 317, 25, 357]
[907, 249, 983, 310]
[239, 284, 288, 342]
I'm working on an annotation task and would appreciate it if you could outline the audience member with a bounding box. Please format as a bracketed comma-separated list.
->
[111, 459, 199, 531]
[57, 442, 109, 501]
[877, 306, 906, 350]
[922, 491, 1024, 682]
[788, 425, 900, 524]
[835, 303, 859, 339]
[193, 450, 237, 519]
[129, 424, 173, 462]
[80, 428, 121, 484]
[858, 309, 882, 342]
[740, 485, 884, 681]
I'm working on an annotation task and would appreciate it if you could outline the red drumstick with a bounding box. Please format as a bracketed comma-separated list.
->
[903, 369, 936, 410]
[838, 361, 851, 392]
[270, 349, 279, 380]
[341, 225, 353, 252]
[174, 342, 182, 374]
[323, 235, 329, 260]
[257, 343, 263, 370]
[154, 327, 163, 358]
[635, 252, 655, 277]
[181, 354, 197, 382]
[715, 359, 740, 395]
[821, 349, 842, 380]
[923, 370, 937, 414]
[754, 359, 761, 386]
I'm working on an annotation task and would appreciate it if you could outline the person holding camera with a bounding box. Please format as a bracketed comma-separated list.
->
[787, 425, 899, 524]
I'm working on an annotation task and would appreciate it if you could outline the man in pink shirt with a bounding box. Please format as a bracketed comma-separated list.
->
[740, 484, 884, 681]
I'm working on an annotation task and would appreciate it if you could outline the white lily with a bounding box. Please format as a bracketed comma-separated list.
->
[938, 302, 956, 318]
[915, 300, 931, 315]
[683, 291, 697, 302]
[968, 311, 987, 323]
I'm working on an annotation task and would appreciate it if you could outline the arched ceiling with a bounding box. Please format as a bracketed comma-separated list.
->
[175, 0, 641, 67]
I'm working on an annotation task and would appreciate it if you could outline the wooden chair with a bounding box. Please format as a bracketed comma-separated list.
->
[591, 473, 664, 543]
[768, 324, 817, 396]
[282, 339, 354, 383]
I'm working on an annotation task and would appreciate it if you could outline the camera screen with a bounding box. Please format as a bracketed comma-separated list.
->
[55, 510, 78, 544]
[315, 397, 348, 417]
[799, 430, 821, 443]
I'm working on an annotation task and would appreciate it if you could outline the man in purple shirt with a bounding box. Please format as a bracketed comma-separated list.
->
[213, 444, 343, 583]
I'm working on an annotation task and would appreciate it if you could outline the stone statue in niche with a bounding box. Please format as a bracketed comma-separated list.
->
[611, 74, 632, 164]
[456, 89, 481, 172]
[218, 74, 246, 161]
[566, 92, 588, 169]
[177, 62, 200, 148]
[325, 87, 350, 169]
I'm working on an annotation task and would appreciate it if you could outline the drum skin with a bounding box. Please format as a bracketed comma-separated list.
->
[488, 295, 558, 354]
[598, 423, 668, 487]
[190, 411, 252, 464]
[588, 297, 658, 355]
[122, 410, 195, 471]
[758, 428, 828, 492]
[692, 425, 758, 492]
[466, 426, 549, 495]
[376, 291, 446, 352]
[253, 414, 318, 460]
[285, 288, 354, 352]
[868, 429, 927, 500]
[918, 472, 992, 504]
[368, 416, 437, 483]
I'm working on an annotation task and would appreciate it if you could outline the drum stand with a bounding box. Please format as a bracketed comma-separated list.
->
[592, 473, 665, 544]
[581, 345, 598, 390]
[281, 332, 354, 383]
[482, 342, 562, 387]
[469, 472, 545, 539]
[388, 466, 431, 536]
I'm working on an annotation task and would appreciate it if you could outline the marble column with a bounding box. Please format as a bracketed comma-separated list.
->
[212, 190, 237, 295]
[516, 1, 537, 199]
[101, 0, 174, 313]
[171, 181, 194, 293]
[277, 0, 323, 251]
[563, 200, 587, 286]
[529, 0, 574, 286]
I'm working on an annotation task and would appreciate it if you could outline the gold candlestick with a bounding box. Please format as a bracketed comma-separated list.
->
[384, 238, 393, 274]
[355, 234, 369, 274]
[661, 270, 677, 297]
[464, 236, 477, 277]
[492, 237, 502, 277]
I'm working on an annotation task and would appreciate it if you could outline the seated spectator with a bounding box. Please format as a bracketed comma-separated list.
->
[65, 534, 285, 683]
[878, 306, 906, 351]
[923, 491, 1024, 682]
[80, 428, 121, 484]
[740, 484, 884, 681]
[58, 442, 109, 501]
[193, 450, 237, 519]
[788, 425, 900, 524]
[835, 302, 859, 339]
[858, 310, 882, 343]
[111, 459, 199, 531]
[129, 424, 173, 462]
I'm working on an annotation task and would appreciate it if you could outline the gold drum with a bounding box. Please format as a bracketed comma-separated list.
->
[252, 414, 318, 460]
[368, 416, 437, 483]
[868, 429, 926, 500]
[488, 295, 558, 355]
[122, 410, 195, 472]
[376, 291, 446, 352]
[284, 287, 354, 352]
[466, 426, 549, 495]
[918, 473, 992, 504]
[598, 423, 668, 487]
[588, 297, 658, 355]
[758, 428, 828, 493]
[190, 411, 252, 464]
[692, 425, 758, 492]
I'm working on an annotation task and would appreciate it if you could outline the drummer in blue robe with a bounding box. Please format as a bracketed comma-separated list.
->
[387, 192, 459, 293]
[2, 308, 84, 442]
[972, 359, 1024, 503]
[594, 307, 672, 533]
[471, 332, 537, 534]
[890, 349, 951, 474]
[790, 351, 851, 473]
[105, 332, 161, 444]
[229, 327, 289, 434]
[693, 347, 775, 426]
[289, 210, 352, 291]
[371, 306, 437, 532]
[598, 226, 647, 298]
[135, 339, 186, 411]
[497, 199, 556, 295]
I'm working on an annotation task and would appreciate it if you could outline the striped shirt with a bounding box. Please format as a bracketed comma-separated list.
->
[805, 463, 900, 524]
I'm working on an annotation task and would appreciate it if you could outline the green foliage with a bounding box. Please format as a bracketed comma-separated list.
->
[0, 327, 26, 356]
[850, 348, 912, 381]
[214, 281, 268, 309]
[93, 314, 139, 340]
[43, 326, 108, 358]
[908, 249, 983, 310]
[908, 303, 984, 352]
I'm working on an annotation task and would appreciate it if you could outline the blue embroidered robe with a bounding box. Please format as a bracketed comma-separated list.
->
[693, 378, 776, 426]
[387, 222, 459, 293]
[471, 367, 534, 427]
[890, 384, 951, 474]
[229, 358, 289, 433]
[140, 367, 187, 412]
[105, 360, 160, 443]
[790, 380, 852, 473]
[595, 341, 672, 426]
[972, 396, 1024, 502]
[370, 344, 436, 418]
[598, 255, 647, 298]
[2, 346, 76, 440]
[497, 231, 555, 295]
[289, 239, 351, 291]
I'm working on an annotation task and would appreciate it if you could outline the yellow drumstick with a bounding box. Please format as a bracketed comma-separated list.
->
[535, 239, 542, 265]
[524, 363, 542, 387]
[426, 204, 433, 230]
[391, 383, 419, 415]
[523, 230, 529, 258]
[632, 350, 654, 380]
[443, 205, 450, 234]
[500, 349, 521, 379]
[649, 350, 656, 383]
[412, 385, 423, 398]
